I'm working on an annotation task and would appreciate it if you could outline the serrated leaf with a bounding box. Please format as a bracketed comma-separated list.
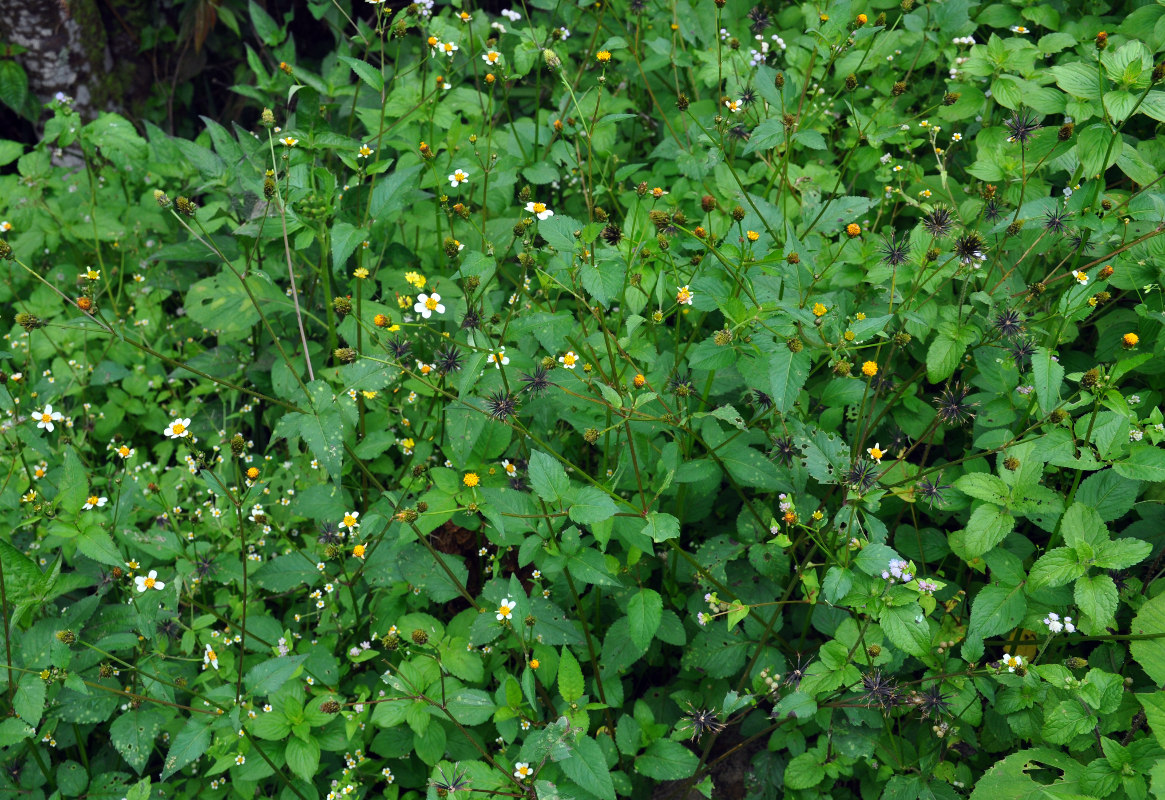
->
[111, 711, 163, 774]
[245, 655, 307, 695]
[635, 739, 699, 780]
[968, 584, 1027, 640]
[963, 504, 1016, 558]
[338, 56, 384, 93]
[1032, 347, 1065, 415]
[627, 589, 662, 650]
[642, 511, 680, 543]
[568, 487, 617, 525]
[768, 347, 811, 413]
[285, 735, 320, 782]
[161, 717, 212, 780]
[880, 604, 931, 658]
[1131, 593, 1165, 686]
[557, 647, 584, 703]
[14, 674, 45, 726]
[529, 450, 570, 504]
[955, 473, 1010, 504]
[1075, 575, 1118, 628]
[559, 735, 615, 800]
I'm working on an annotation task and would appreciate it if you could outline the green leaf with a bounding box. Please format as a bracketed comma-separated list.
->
[245, 655, 307, 695]
[768, 347, 811, 414]
[1032, 347, 1065, 415]
[0, 60, 29, 116]
[635, 739, 699, 780]
[338, 56, 384, 93]
[1094, 538, 1152, 570]
[880, 604, 932, 658]
[161, 717, 212, 780]
[783, 752, 826, 790]
[1043, 700, 1096, 744]
[968, 584, 1027, 640]
[1075, 575, 1118, 628]
[1076, 469, 1139, 522]
[529, 450, 570, 505]
[58, 446, 89, 518]
[1050, 63, 1102, 100]
[77, 528, 124, 567]
[718, 441, 781, 490]
[558, 647, 584, 703]
[969, 748, 1086, 799]
[1114, 445, 1165, 482]
[559, 735, 615, 800]
[1061, 502, 1108, 551]
[248, 0, 283, 45]
[110, 711, 163, 774]
[1131, 592, 1165, 685]
[568, 487, 617, 525]
[330, 221, 365, 273]
[627, 589, 663, 650]
[14, 674, 45, 726]
[1137, 693, 1165, 751]
[955, 473, 1010, 504]
[369, 164, 425, 218]
[1077, 123, 1120, 180]
[446, 689, 494, 725]
[285, 735, 320, 782]
[963, 504, 1016, 558]
[926, 333, 962, 383]
[1029, 547, 1086, 589]
[642, 511, 680, 543]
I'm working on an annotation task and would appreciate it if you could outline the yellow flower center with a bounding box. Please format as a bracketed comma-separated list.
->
[172, 422, 185, 435]
[144, 576, 156, 588]
[119, 446, 129, 456]
[207, 648, 216, 660]
[564, 354, 576, 365]
[41, 413, 52, 422]
[425, 297, 439, 310]
[498, 604, 510, 617]
[88, 496, 99, 506]
[344, 514, 358, 527]
[533, 203, 546, 213]
[353, 545, 366, 557]
[870, 448, 883, 460]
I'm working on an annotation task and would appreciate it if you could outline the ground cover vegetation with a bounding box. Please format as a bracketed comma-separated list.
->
[2, 0, 1165, 798]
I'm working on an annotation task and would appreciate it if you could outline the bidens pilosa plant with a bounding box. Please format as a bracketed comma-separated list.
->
[1, 0, 1165, 798]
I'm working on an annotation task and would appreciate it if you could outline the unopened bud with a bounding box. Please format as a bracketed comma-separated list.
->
[334, 347, 358, 364]
[260, 108, 275, 127]
[333, 296, 352, 316]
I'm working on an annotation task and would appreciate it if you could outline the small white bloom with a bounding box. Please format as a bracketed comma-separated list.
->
[82, 495, 108, 510]
[514, 762, 532, 780]
[525, 201, 553, 220]
[414, 292, 445, 319]
[135, 570, 166, 592]
[164, 418, 191, 438]
[448, 169, 470, 187]
[558, 351, 579, 369]
[339, 511, 360, 530]
[496, 597, 517, 621]
[35, 404, 64, 432]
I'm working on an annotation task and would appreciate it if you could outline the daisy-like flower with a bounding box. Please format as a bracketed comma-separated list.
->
[279, 136, 298, 147]
[861, 361, 878, 377]
[1009, 25, 1028, 33]
[866, 443, 884, 463]
[502, 8, 521, 21]
[514, 762, 532, 781]
[205, 643, 220, 669]
[676, 285, 694, 305]
[502, 459, 517, 476]
[558, 351, 579, 369]
[448, 169, 470, 187]
[135, 570, 166, 592]
[481, 50, 501, 65]
[83, 495, 108, 510]
[35, 405, 63, 432]
[235, 754, 245, 766]
[0, 220, 11, 232]
[487, 347, 510, 368]
[352, 543, 366, 559]
[114, 444, 135, 459]
[1071, 270, 1088, 284]
[458, 10, 471, 21]
[463, 472, 480, 488]
[84, 268, 101, 280]
[525, 201, 553, 220]
[724, 99, 742, 113]
[414, 293, 445, 319]
[441, 41, 459, 57]
[357, 143, 373, 159]
[164, 418, 191, 438]
[339, 511, 360, 530]
[496, 598, 517, 621]
[1003, 653, 1023, 672]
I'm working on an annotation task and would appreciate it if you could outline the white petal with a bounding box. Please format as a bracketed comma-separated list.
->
[154, 581, 165, 590]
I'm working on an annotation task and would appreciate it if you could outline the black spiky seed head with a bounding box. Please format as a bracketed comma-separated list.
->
[600, 224, 623, 246]
[485, 390, 519, 420]
[728, 124, 751, 141]
[916, 473, 952, 507]
[860, 670, 901, 712]
[746, 6, 771, 33]
[388, 336, 412, 360]
[769, 436, 797, 466]
[739, 87, 759, 106]
[434, 345, 464, 375]
[681, 704, 727, 740]
[922, 206, 954, 238]
[460, 309, 481, 330]
[1004, 108, 1040, 146]
[1044, 207, 1069, 234]
[993, 309, 1024, 338]
[879, 232, 910, 266]
[1010, 337, 1037, 368]
[752, 389, 774, 409]
[934, 383, 977, 425]
[953, 231, 986, 265]
[519, 365, 552, 395]
[913, 683, 954, 718]
[846, 457, 879, 493]
[983, 198, 1003, 223]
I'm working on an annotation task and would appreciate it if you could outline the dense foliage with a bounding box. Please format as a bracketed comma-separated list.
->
[2, 0, 1165, 799]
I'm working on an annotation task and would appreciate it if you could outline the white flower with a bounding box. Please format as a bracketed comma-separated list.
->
[558, 351, 579, 369]
[279, 136, 298, 147]
[501, 8, 521, 21]
[0, 221, 11, 232]
[134, 570, 166, 592]
[866, 442, 884, 463]
[514, 762, 532, 780]
[482, 50, 501, 65]
[164, 418, 191, 438]
[724, 99, 742, 113]
[1003, 653, 1023, 672]
[414, 293, 445, 318]
[441, 42, 459, 57]
[1042, 612, 1063, 634]
[235, 754, 245, 766]
[487, 347, 509, 368]
[1063, 616, 1076, 633]
[205, 643, 220, 669]
[525, 201, 553, 220]
[34, 404, 63, 432]
[339, 511, 360, 530]
[448, 169, 470, 187]
[676, 285, 694, 306]
[82, 495, 108, 510]
[1009, 25, 1028, 33]
[496, 597, 517, 621]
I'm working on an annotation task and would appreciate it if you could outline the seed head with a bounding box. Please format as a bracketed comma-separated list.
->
[334, 347, 357, 364]
[320, 700, 341, 713]
[411, 629, 429, 645]
[333, 296, 352, 316]
[934, 383, 977, 425]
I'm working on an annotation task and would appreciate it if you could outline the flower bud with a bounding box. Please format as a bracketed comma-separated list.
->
[260, 108, 275, 127]
[56, 630, 76, 645]
[411, 629, 429, 645]
[230, 433, 247, 456]
[943, 92, 960, 106]
[892, 81, 907, 96]
[786, 337, 803, 353]
[334, 347, 358, 364]
[320, 700, 341, 713]
[175, 196, 198, 217]
[542, 49, 561, 71]
[154, 189, 172, 208]
[16, 313, 45, 331]
[333, 296, 352, 317]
